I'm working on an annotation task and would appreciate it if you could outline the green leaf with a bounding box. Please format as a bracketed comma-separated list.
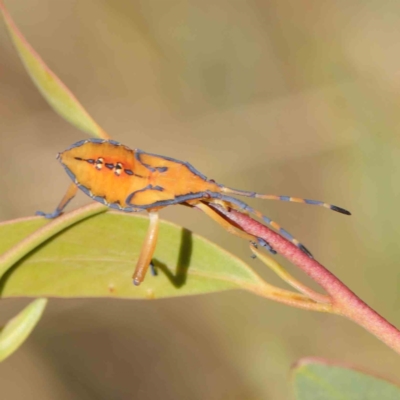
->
[0, 1, 108, 138]
[0, 298, 47, 362]
[0, 213, 265, 299]
[292, 358, 400, 400]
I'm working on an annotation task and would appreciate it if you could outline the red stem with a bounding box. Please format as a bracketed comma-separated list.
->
[211, 205, 400, 355]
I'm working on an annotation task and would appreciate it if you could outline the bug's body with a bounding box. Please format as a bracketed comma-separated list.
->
[38, 138, 350, 285]
[59, 139, 220, 211]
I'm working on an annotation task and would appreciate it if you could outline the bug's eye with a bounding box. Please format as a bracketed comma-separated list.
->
[115, 162, 123, 176]
[95, 157, 104, 170]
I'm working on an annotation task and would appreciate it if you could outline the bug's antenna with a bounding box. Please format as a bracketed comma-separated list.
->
[221, 187, 351, 215]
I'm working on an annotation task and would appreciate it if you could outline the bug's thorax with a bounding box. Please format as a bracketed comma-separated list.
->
[58, 141, 145, 206]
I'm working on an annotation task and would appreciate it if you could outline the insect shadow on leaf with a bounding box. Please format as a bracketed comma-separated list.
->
[151, 228, 192, 288]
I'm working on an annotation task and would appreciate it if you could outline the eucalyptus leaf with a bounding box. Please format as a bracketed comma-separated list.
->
[0, 1, 108, 138]
[0, 298, 47, 362]
[0, 213, 265, 299]
[292, 359, 400, 400]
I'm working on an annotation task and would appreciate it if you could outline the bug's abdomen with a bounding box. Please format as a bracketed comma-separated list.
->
[134, 151, 220, 197]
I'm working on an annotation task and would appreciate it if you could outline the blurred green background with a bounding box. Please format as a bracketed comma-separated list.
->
[1, 0, 400, 398]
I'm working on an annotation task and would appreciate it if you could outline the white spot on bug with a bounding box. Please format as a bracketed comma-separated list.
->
[95, 157, 104, 170]
[115, 162, 123, 176]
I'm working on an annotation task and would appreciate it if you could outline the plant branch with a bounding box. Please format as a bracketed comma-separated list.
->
[208, 204, 400, 355]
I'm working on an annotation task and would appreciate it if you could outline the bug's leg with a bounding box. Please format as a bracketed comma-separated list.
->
[195, 202, 277, 255]
[220, 187, 351, 215]
[256, 238, 277, 255]
[132, 211, 159, 286]
[36, 183, 78, 219]
[205, 192, 314, 258]
[149, 261, 158, 276]
[249, 238, 277, 257]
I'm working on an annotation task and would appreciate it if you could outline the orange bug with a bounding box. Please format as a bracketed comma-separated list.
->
[37, 139, 351, 285]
